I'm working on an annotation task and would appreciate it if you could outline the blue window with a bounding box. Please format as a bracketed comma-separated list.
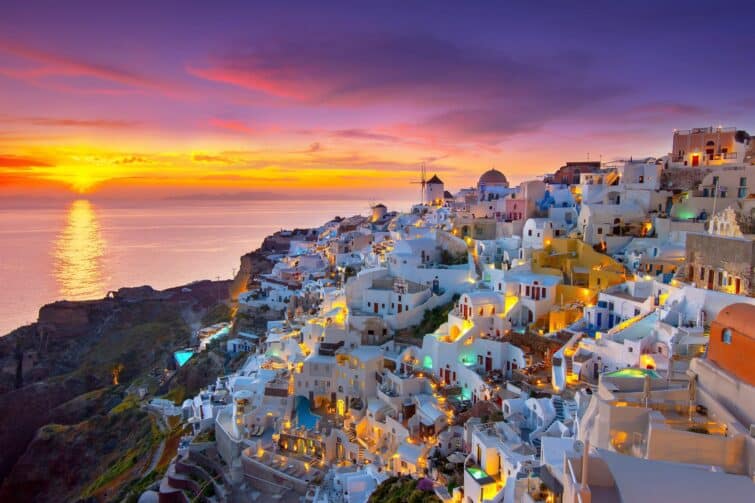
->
[722, 328, 732, 345]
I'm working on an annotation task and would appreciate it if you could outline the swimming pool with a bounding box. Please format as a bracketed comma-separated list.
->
[295, 396, 321, 430]
[209, 325, 230, 341]
[604, 368, 660, 379]
[174, 350, 194, 367]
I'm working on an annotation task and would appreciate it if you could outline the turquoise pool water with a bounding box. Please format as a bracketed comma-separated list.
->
[295, 396, 321, 430]
[604, 368, 660, 379]
[209, 325, 230, 341]
[174, 350, 194, 367]
[466, 466, 494, 484]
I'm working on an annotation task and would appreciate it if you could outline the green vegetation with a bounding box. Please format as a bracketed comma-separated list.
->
[111, 394, 139, 414]
[193, 429, 215, 443]
[119, 468, 165, 503]
[411, 295, 460, 339]
[439, 249, 468, 266]
[368, 477, 441, 503]
[201, 303, 233, 326]
[77, 407, 159, 499]
[164, 384, 186, 405]
[78, 306, 191, 386]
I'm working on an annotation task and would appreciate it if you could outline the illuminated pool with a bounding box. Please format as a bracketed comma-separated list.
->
[295, 396, 321, 430]
[174, 350, 194, 367]
[604, 368, 660, 379]
[209, 325, 230, 341]
[466, 466, 495, 484]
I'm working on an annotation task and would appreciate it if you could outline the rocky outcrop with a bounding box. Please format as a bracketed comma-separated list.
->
[0, 375, 95, 482]
[229, 250, 274, 300]
[37, 299, 115, 339]
[0, 402, 155, 503]
[0, 279, 231, 496]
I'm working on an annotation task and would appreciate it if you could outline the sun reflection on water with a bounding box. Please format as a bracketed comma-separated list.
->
[53, 199, 107, 299]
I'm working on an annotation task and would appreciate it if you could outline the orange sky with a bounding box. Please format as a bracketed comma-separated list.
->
[1, 3, 752, 200]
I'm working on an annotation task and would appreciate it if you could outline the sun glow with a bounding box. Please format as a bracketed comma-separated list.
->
[53, 200, 107, 299]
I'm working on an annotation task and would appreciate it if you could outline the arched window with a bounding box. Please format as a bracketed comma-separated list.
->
[722, 328, 732, 344]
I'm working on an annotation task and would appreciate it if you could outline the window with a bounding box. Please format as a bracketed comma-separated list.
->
[628, 347, 633, 353]
[528, 229, 532, 236]
[597, 228, 603, 235]
[739, 187, 747, 198]
[722, 328, 732, 344]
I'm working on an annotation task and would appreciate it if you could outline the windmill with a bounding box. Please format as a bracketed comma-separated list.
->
[410, 162, 427, 205]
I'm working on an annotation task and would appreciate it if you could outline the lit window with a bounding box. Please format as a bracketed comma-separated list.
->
[722, 328, 732, 345]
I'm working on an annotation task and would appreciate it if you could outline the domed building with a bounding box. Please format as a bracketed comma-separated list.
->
[477, 168, 509, 191]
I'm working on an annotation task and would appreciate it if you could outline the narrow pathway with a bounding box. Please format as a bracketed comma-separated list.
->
[143, 407, 169, 475]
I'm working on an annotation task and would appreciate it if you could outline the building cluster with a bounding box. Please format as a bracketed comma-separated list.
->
[149, 126, 755, 503]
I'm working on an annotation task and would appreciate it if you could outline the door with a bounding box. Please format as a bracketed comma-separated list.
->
[485, 356, 492, 372]
[707, 269, 714, 290]
[374, 302, 379, 314]
[397, 303, 403, 313]
[597, 312, 603, 327]
[735, 277, 741, 294]
[692, 154, 700, 167]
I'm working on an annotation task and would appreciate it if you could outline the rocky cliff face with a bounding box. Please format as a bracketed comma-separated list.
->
[0, 280, 231, 501]
[229, 250, 274, 300]
[37, 299, 115, 339]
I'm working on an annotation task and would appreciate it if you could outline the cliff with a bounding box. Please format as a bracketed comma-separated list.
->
[229, 250, 274, 301]
[0, 230, 303, 501]
[0, 280, 231, 501]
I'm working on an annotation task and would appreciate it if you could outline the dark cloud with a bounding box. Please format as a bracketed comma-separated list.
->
[115, 155, 149, 164]
[190, 33, 626, 142]
[330, 129, 401, 143]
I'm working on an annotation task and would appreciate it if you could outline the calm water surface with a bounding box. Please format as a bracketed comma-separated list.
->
[0, 198, 411, 335]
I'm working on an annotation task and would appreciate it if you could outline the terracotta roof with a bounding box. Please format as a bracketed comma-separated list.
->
[478, 168, 508, 186]
[714, 303, 755, 339]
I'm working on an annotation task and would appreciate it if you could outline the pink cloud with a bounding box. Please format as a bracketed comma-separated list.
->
[0, 40, 190, 98]
[207, 118, 254, 134]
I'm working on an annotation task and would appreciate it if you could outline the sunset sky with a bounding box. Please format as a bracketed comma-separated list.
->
[1, 1, 754, 200]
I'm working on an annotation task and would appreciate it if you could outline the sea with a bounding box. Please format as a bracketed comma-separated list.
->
[0, 197, 413, 335]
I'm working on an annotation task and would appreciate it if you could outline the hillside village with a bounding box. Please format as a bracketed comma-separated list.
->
[144, 126, 755, 503]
